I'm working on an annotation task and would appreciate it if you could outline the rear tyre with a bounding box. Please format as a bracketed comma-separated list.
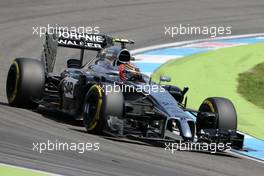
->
[83, 85, 124, 134]
[197, 97, 237, 132]
[6, 58, 45, 109]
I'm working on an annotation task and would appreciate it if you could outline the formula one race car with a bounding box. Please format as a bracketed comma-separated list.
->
[6, 30, 244, 150]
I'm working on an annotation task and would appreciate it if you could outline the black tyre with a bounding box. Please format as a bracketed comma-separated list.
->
[6, 58, 45, 109]
[83, 84, 124, 134]
[197, 97, 237, 132]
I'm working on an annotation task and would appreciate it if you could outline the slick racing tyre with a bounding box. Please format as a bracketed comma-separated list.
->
[83, 84, 124, 134]
[6, 58, 45, 109]
[196, 97, 237, 132]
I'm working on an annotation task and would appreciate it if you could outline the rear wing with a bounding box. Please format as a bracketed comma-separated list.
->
[41, 30, 134, 73]
[56, 31, 113, 51]
[41, 30, 112, 73]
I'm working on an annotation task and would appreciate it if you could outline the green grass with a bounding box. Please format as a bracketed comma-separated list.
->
[238, 62, 264, 109]
[152, 43, 264, 140]
[0, 165, 48, 176]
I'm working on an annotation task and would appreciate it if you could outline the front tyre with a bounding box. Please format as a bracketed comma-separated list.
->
[6, 58, 45, 109]
[196, 97, 237, 132]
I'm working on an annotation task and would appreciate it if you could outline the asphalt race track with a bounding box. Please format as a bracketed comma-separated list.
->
[0, 0, 264, 175]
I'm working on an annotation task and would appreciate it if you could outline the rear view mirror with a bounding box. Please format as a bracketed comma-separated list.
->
[159, 75, 171, 84]
[130, 56, 135, 61]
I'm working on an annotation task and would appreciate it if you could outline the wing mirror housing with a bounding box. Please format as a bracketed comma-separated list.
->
[159, 76, 171, 84]
[130, 56, 135, 61]
[160, 76, 171, 82]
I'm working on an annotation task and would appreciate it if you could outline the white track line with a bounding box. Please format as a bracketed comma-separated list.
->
[131, 33, 264, 55]
[133, 55, 183, 63]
